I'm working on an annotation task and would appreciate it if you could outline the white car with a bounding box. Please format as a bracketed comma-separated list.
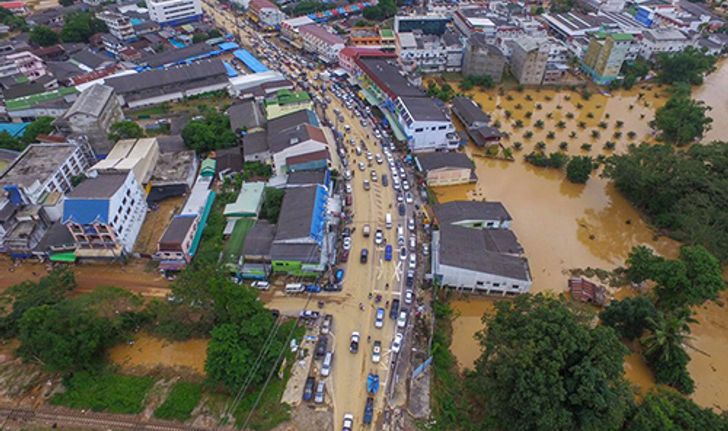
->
[392, 333, 403, 353]
[251, 281, 270, 290]
[342, 414, 354, 431]
[423, 243, 430, 256]
[397, 310, 407, 328]
[375, 154, 383, 164]
[396, 194, 404, 204]
[398, 166, 405, 176]
[372, 341, 382, 363]
[399, 247, 407, 261]
[409, 235, 416, 251]
[408, 218, 416, 231]
[370, 171, 378, 182]
[374, 230, 384, 245]
[345, 183, 352, 194]
[344, 170, 352, 180]
[343, 237, 352, 250]
[405, 192, 414, 204]
[366, 151, 373, 161]
[358, 162, 365, 171]
[402, 181, 411, 191]
[409, 253, 416, 270]
[404, 289, 414, 305]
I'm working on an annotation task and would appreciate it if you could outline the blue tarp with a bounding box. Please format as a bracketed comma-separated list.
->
[223, 61, 238, 77]
[168, 38, 185, 48]
[232, 49, 268, 73]
[0, 122, 29, 137]
[63, 198, 109, 224]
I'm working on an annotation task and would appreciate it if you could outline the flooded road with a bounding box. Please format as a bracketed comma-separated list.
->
[441, 62, 728, 409]
[108, 333, 208, 375]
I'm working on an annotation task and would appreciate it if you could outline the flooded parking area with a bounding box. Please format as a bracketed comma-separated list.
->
[440, 62, 728, 410]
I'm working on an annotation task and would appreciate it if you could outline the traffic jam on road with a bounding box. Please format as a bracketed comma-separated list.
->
[233, 28, 429, 429]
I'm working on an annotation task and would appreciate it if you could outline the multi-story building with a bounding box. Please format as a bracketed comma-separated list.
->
[145, 0, 202, 26]
[394, 14, 451, 36]
[582, 32, 632, 84]
[53, 84, 124, 158]
[507, 37, 549, 85]
[349, 27, 396, 50]
[396, 29, 463, 74]
[299, 24, 345, 64]
[263, 89, 313, 120]
[639, 28, 689, 59]
[154, 214, 199, 266]
[462, 33, 506, 82]
[96, 10, 135, 41]
[248, 0, 285, 30]
[0, 51, 47, 80]
[337, 47, 396, 75]
[395, 96, 457, 152]
[63, 171, 147, 255]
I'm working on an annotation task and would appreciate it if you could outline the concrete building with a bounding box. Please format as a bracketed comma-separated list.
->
[0, 142, 93, 206]
[415, 152, 476, 186]
[269, 119, 329, 176]
[348, 27, 395, 50]
[299, 24, 345, 64]
[248, 0, 285, 30]
[223, 181, 265, 220]
[451, 96, 501, 147]
[0, 51, 47, 80]
[462, 33, 506, 82]
[145, 0, 201, 26]
[63, 171, 148, 255]
[147, 147, 198, 202]
[53, 84, 124, 158]
[396, 29, 463, 74]
[154, 214, 198, 264]
[394, 15, 451, 36]
[395, 96, 458, 152]
[337, 47, 396, 75]
[640, 28, 689, 59]
[508, 37, 549, 85]
[582, 32, 632, 84]
[96, 10, 135, 41]
[263, 89, 313, 120]
[105, 60, 229, 108]
[432, 201, 531, 294]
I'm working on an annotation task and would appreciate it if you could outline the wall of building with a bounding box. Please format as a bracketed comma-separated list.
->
[426, 167, 472, 186]
[272, 140, 327, 175]
[437, 262, 531, 294]
[106, 174, 148, 253]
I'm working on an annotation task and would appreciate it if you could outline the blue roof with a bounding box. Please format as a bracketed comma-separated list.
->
[223, 61, 238, 77]
[233, 49, 269, 73]
[0, 122, 30, 138]
[63, 198, 109, 225]
[218, 41, 239, 51]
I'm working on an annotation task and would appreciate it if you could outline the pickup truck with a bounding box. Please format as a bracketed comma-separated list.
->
[363, 397, 374, 424]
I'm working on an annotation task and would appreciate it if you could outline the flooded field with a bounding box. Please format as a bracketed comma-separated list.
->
[441, 62, 728, 409]
[108, 333, 208, 375]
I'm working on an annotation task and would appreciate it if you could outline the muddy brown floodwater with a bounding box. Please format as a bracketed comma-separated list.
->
[108, 333, 208, 375]
[439, 62, 728, 410]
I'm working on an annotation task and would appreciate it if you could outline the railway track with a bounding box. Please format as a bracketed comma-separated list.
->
[0, 405, 220, 431]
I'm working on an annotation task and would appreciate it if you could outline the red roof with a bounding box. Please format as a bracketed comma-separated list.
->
[299, 24, 345, 46]
[339, 47, 394, 60]
[250, 0, 277, 11]
[286, 149, 330, 166]
[0, 1, 25, 9]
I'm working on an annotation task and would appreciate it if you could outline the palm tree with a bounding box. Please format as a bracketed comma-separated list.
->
[556, 120, 566, 129]
[534, 119, 545, 129]
[642, 311, 695, 366]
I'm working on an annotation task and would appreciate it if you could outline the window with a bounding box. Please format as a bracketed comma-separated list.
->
[438, 125, 447, 130]
[415, 128, 424, 133]
[476, 281, 484, 286]
[486, 222, 494, 227]
[493, 282, 500, 287]
[512, 284, 519, 289]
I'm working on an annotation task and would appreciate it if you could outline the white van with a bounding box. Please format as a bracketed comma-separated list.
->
[285, 283, 305, 294]
[321, 351, 333, 377]
[397, 225, 404, 238]
[385, 213, 392, 229]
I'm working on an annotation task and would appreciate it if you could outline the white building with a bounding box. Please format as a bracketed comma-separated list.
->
[96, 10, 135, 41]
[299, 24, 346, 64]
[0, 51, 47, 80]
[432, 201, 532, 295]
[145, 0, 202, 25]
[63, 171, 148, 254]
[249, 0, 286, 29]
[639, 28, 689, 59]
[395, 96, 458, 152]
[396, 30, 463, 74]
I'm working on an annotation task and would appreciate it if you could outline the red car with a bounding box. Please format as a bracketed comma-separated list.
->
[340, 249, 350, 263]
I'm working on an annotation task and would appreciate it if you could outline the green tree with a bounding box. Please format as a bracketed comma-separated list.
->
[655, 47, 716, 85]
[565, 156, 593, 184]
[624, 389, 728, 431]
[30, 25, 59, 47]
[651, 87, 712, 146]
[21, 116, 54, 144]
[17, 303, 115, 371]
[61, 12, 107, 43]
[261, 188, 285, 223]
[292, 0, 326, 15]
[626, 245, 664, 283]
[0, 7, 27, 31]
[599, 296, 658, 340]
[0, 131, 22, 151]
[653, 245, 725, 310]
[470, 295, 632, 431]
[108, 120, 144, 142]
[642, 311, 695, 394]
[181, 110, 237, 153]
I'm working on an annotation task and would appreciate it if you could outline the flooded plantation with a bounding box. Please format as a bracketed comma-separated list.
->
[440, 62, 728, 409]
[108, 334, 208, 375]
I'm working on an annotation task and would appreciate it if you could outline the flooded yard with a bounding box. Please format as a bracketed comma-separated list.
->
[440, 61, 728, 409]
[108, 334, 208, 375]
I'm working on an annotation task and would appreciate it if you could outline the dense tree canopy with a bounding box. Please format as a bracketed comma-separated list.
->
[642, 310, 695, 394]
[624, 389, 728, 431]
[603, 142, 728, 261]
[470, 295, 632, 431]
[566, 156, 593, 184]
[21, 116, 55, 144]
[363, 0, 396, 20]
[0, 7, 26, 31]
[108, 120, 144, 142]
[651, 86, 712, 146]
[30, 25, 59, 47]
[181, 111, 237, 153]
[600, 296, 658, 341]
[261, 188, 285, 223]
[61, 12, 107, 43]
[655, 47, 716, 86]
[459, 75, 494, 91]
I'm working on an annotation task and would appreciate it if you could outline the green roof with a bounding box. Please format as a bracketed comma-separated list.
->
[379, 29, 394, 38]
[264, 89, 311, 107]
[223, 218, 254, 267]
[224, 181, 265, 218]
[610, 33, 634, 42]
[49, 252, 77, 262]
[6, 86, 78, 111]
[200, 158, 216, 176]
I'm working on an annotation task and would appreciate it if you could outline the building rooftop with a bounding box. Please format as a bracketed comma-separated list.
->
[299, 24, 346, 46]
[224, 181, 265, 218]
[0, 143, 77, 189]
[243, 131, 268, 156]
[67, 172, 128, 199]
[270, 242, 321, 263]
[452, 96, 490, 128]
[275, 185, 318, 241]
[5, 86, 78, 111]
[398, 96, 449, 122]
[158, 214, 196, 251]
[242, 219, 275, 257]
[416, 151, 473, 171]
[228, 100, 265, 132]
[61, 84, 114, 120]
[105, 60, 227, 95]
[149, 150, 196, 184]
[357, 57, 425, 99]
[71, 49, 111, 70]
[141, 42, 217, 68]
[287, 169, 327, 186]
[434, 200, 511, 224]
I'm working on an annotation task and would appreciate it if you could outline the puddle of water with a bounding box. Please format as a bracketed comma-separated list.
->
[693, 58, 728, 143]
[108, 334, 208, 375]
[688, 291, 728, 411]
[449, 298, 495, 371]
